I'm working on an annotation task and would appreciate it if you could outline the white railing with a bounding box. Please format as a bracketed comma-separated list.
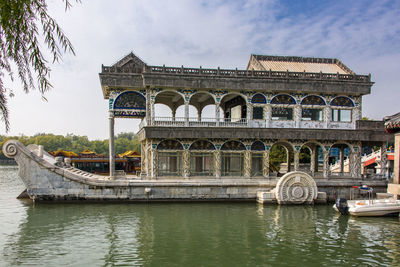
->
[148, 117, 249, 128]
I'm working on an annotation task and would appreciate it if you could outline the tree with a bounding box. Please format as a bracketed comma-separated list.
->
[0, 0, 79, 131]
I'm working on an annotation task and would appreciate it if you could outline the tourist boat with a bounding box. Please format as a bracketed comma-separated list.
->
[334, 186, 400, 217]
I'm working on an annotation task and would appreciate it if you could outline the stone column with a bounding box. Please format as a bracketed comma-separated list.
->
[140, 141, 146, 178]
[108, 111, 115, 179]
[265, 104, 272, 128]
[244, 150, 251, 178]
[246, 103, 252, 126]
[151, 148, 158, 179]
[350, 149, 361, 178]
[380, 143, 388, 177]
[323, 151, 329, 178]
[294, 105, 301, 128]
[183, 149, 190, 178]
[150, 97, 155, 126]
[286, 148, 291, 172]
[310, 148, 316, 176]
[215, 102, 220, 126]
[340, 146, 345, 175]
[197, 107, 202, 122]
[394, 133, 400, 184]
[324, 107, 331, 129]
[214, 150, 221, 178]
[172, 109, 176, 122]
[184, 101, 189, 126]
[294, 150, 300, 171]
[146, 89, 152, 125]
[145, 141, 151, 178]
[263, 150, 270, 178]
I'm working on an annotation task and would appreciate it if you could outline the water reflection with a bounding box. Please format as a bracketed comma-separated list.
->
[2, 201, 398, 267]
[1, 165, 399, 267]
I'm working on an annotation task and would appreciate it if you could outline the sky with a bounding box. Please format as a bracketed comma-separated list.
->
[2, 0, 400, 140]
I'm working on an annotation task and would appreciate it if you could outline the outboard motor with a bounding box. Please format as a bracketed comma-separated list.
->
[335, 198, 349, 215]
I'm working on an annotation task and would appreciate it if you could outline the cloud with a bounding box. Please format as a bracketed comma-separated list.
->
[2, 0, 399, 138]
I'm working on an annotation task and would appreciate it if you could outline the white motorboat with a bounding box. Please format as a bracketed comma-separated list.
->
[334, 186, 400, 217]
[334, 198, 400, 217]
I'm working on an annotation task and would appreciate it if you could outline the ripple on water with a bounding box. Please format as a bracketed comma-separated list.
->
[0, 167, 400, 266]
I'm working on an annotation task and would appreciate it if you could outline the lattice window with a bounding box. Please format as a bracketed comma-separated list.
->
[272, 107, 293, 120]
[271, 94, 296, 105]
[251, 141, 265, 151]
[330, 96, 354, 107]
[114, 91, 146, 109]
[157, 140, 183, 150]
[221, 140, 246, 151]
[302, 108, 323, 121]
[158, 152, 182, 176]
[253, 107, 264, 120]
[190, 152, 214, 176]
[301, 95, 325, 106]
[222, 152, 244, 176]
[189, 140, 215, 150]
[251, 93, 266, 104]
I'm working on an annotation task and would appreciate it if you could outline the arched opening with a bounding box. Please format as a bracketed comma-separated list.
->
[189, 92, 215, 121]
[331, 96, 354, 123]
[221, 140, 246, 176]
[329, 143, 351, 176]
[301, 142, 324, 176]
[251, 140, 265, 176]
[220, 94, 247, 122]
[271, 94, 296, 121]
[269, 142, 294, 176]
[301, 95, 325, 121]
[154, 91, 185, 121]
[157, 139, 183, 176]
[189, 140, 215, 176]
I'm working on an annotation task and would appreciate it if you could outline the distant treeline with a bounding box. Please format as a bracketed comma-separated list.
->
[0, 132, 140, 160]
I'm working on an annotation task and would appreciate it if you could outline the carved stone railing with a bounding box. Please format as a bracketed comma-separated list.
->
[101, 64, 371, 83]
[148, 117, 248, 128]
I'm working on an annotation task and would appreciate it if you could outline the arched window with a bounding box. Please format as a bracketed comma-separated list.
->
[251, 94, 266, 104]
[113, 91, 146, 118]
[330, 96, 354, 107]
[251, 141, 265, 151]
[301, 95, 325, 121]
[221, 141, 245, 176]
[157, 139, 183, 176]
[331, 96, 353, 122]
[271, 94, 295, 121]
[189, 140, 215, 176]
[271, 94, 296, 105]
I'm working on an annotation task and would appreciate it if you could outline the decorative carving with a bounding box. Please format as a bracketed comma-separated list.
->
[214, 150, 221, 178]
[323, 151, 330, 178]
[244, 150, 251, 177]
[221, 140, 246, 151]
[183, 150, 190, 178]
[271, 94, 296, 105]
[301, 95, 326, 105]
[263, 151, 270, 178]
[3, 141, 17, 157]
[251, 93, 267, 104]
[157, 140, 183, 150]
[275, 171, 318, 204]
[330, 96, 354, 107]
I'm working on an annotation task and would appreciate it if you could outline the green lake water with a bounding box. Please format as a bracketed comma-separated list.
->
[0, 165, 399, 267]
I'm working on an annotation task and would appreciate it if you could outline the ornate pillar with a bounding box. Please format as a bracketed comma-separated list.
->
[108, 111, 115, 179]
[246, 103, 252, 126]
[146, 89, 152, 125]
[294, 149, 300, 171]
[324, 107, 331, 129]
[294, 105, 301, 128]
[215, 102, 220, 126]
[350, 146, 362, 178]
[340, 146, 345, 175]
[380, 143, 388, 177]
[172, 108, 176, 122]
[310, 147, 316, 176]
[214, 150, 221, 178]
[145, 141, 151, 178]
[244, 150, 251, 178]
[184, 101, 189, 126]
[197, 107, 202, 122]
[263, 150, 270, 178]
[151, 145, 157, 179]
[265, 104, 272, 128]
[323, 150, 329, 178]
[140, 141, 146, 178]
[286, 147, 291, 172]
[183, 149, 190, 178]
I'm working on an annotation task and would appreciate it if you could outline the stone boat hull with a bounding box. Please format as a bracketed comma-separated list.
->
[2, 140, 275, 201]
[2, 140, 387, 203]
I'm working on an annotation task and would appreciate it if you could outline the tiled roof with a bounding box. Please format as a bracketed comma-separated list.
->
[250, 55, 353, 74]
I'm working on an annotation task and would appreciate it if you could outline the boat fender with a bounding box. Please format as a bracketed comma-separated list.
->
[335, 198, 349, 215]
